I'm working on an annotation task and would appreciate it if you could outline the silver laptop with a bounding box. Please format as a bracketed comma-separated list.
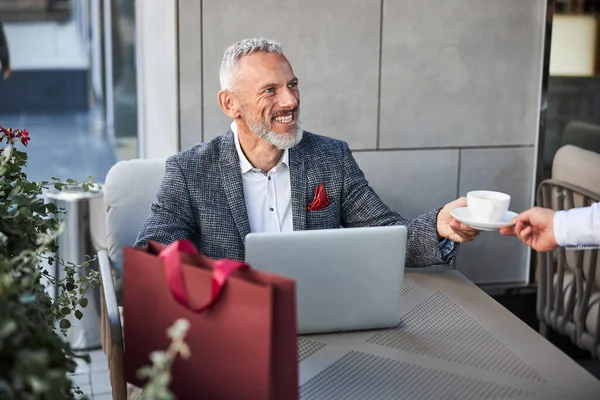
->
[244, 225, 407, 334]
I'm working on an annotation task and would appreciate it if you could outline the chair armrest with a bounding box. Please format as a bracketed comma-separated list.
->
[99, 250, 123, 346]
[536, 179, 600, 210]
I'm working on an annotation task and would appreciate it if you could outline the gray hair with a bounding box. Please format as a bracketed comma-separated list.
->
[219, 37, 284, 91]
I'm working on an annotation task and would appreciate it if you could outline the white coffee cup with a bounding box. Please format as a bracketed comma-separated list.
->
[466, 190, 511, 223]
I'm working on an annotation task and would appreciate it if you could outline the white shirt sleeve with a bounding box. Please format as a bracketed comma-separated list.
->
[553, 201, 600, 247]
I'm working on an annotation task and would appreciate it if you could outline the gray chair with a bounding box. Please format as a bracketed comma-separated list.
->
[101, 158, 166, 294]
[93, 158, 166, 397]
[99, 249, 127, 400]
[560, 121, 600, 156]
[536, 145, 600, 358]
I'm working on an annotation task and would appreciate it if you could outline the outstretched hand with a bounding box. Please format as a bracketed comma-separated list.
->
[436, 197, 480, 243]
[499, 207, 558, 252]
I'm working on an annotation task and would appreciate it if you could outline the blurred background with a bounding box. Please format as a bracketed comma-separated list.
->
[0, 0, 137, 184]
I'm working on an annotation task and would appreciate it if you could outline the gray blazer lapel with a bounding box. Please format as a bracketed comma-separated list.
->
[219, 131, 251, 242]
[289, 141, 307, 231]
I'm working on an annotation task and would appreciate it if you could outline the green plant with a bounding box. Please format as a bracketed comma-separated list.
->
[0, 125, 99, 399]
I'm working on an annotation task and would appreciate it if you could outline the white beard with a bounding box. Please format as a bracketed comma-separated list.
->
[245, 109, 303, 150]
[259, 125, 303, 150]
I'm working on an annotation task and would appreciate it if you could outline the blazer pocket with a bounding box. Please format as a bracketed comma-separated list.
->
[306, 202, 341, 229]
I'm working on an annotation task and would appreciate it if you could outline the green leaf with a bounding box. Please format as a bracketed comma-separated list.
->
[136, 366, 153, 378]
[53, 183, 62, 191]
[27, 376, 47, 393]
[150, 351, 168, 366]
[59, 319, 71, 329]
[60, 307, 71, 316]
[81, 183, 89, 192]
[0, 320, 17, 339]
[74, 310, 83, 320]
[156, 371, 172, 387]
[78, 297, 88, 308]
[66, 282, 75, 291]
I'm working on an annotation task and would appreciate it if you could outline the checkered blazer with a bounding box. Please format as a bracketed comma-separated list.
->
[134, 130, 458, 267]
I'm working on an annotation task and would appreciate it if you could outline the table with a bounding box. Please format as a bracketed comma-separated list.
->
[297, 270, 600, 399]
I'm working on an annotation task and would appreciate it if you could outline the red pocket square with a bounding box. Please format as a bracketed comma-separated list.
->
[307, 183, 330, 211]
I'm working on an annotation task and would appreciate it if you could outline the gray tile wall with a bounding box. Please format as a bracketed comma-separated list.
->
[379, 0, 544, 149]
[458, 148, 536, 283]
[178, 0, 203, 149]
[176, 0, 547, 286]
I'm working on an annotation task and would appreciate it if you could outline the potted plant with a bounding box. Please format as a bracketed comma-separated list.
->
[0, 125, 99, 399]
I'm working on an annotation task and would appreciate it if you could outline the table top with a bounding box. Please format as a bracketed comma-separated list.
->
[297, 270, 600, 400]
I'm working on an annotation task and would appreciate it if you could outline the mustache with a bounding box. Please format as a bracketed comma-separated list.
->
[271, 108, 299, 119]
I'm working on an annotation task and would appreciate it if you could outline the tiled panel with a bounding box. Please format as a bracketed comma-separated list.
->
[456, 229, 531, 285]
[178, 0, 203, 149]
[457, 147, 536, 284]
[352, 149, 459, 219]
[201, 0, 381, 149]
[379, 0, 546, 148]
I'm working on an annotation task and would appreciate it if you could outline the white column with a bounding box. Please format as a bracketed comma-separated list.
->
[135, 0, 180, 159]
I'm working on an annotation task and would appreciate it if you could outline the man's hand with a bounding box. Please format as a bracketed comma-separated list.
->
[436, 197, 480, 242]
[499, 207, 558, 252]
[3, 68, 11, 80]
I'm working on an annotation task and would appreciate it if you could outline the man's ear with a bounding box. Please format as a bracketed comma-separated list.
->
[217, 90, 241, 119]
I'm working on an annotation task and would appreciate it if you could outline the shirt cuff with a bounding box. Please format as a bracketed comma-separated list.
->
[553, 207, 596, 247]
[439, 238, 455, 261]
[553, 210, 567, 246]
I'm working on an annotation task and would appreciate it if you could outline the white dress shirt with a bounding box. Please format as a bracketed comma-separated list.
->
[553, 201, 600, 247]
[232, 122, 294, 233]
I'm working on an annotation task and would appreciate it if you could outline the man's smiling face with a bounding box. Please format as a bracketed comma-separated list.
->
[233, 52, 303, 150]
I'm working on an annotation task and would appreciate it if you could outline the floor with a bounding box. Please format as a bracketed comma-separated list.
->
[71, 349, 113, 400]
[495, 290, 600, 380]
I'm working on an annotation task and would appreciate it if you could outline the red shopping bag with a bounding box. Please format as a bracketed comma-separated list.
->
[122, 240, 298, 400]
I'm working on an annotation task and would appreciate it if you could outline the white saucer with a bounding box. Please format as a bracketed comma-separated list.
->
[450, 207, 518, 231]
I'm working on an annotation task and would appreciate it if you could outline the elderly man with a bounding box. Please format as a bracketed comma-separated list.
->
[134, 37, 478, 267]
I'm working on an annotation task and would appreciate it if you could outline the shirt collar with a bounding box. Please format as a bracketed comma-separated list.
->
[231, 121, 289, 174]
